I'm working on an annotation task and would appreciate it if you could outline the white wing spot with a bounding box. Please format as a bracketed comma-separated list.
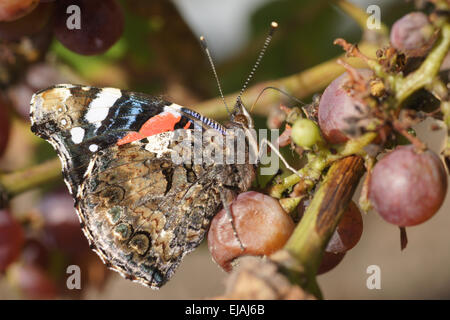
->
[89, 144, 99, 152]
[167, 103, 182, 110]
[144, 131, 174, 158]
[85, 88, 121, 127]
[163, 105, 182, 118]
[70, 127, 85, 144]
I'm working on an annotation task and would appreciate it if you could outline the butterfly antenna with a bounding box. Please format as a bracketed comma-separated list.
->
[250, 86, 306, 112]
[200, 36, 231, 115]
[236, 21, 278, 103]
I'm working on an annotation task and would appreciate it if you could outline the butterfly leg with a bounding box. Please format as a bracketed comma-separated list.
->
[219, 188, 245, 251]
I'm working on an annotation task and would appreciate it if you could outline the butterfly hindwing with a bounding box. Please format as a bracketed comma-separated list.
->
[78, 138, 225, 287]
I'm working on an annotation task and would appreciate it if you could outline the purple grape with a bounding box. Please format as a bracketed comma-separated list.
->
[0, 209, 25, 272]
[40, 191, 89, 255]
[317, 251, 346, 275]
[0, 94, 11, 156]
[390, 12, 433, 56]
[326, 201, 363, 253]
[11, 263, 57, 299]
[369, 145, 447, 226]
[53, 0, 124, 55]
[318, 69, 373, 144]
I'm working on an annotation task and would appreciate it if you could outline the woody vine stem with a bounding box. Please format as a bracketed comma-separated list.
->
[0, 1, 449, 299]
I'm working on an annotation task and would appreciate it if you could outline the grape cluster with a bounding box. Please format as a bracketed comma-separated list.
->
[209, 7, 449, 280]
[0, 191, 110, 299]
[0, 0, 124, 120]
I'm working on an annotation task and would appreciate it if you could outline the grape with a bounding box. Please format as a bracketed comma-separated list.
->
[10, 263, 57, 299]
[326, 201, 363, 253]
[40, 191, 89, 255]
[0, 2, 54, 41]
[291, 118, 322, 149]
[0, 94, 11, 156]
[390, 12, 433, 56]
[0, 209, 25, 272]
[8, 63, 66, 120]
[369, 145, 447, 226]
[53, 0, 124, 55]
[208, 192, 295, 272]
[26, 63, 67, 90]
[21, 239, 49, 270]
[318, 69, 373, 144]
[0, 0, 38, 22]
[7, 82, 35, 120]
[317, 251, 346, 275]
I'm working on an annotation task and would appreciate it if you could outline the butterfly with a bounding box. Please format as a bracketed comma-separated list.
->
[30, 84, 258, 288]
[29, 22, 279, 289]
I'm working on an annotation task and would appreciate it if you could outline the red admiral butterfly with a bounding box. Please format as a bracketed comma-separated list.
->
[29, 23, 278, 289]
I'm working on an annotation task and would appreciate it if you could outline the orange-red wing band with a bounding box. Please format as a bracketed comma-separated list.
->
[117, 112, 181, 146]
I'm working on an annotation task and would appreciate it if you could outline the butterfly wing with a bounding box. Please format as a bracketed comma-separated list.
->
[30, 84, 215, 194]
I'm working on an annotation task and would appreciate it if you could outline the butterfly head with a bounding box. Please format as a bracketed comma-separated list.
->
[230, 96, 253, 129]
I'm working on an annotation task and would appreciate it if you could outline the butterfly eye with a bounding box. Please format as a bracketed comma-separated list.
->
[58, 115, 72, 129]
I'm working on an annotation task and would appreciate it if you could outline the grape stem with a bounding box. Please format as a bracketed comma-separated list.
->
[269, 132, 377, 198]
[272, 156, 366, 299]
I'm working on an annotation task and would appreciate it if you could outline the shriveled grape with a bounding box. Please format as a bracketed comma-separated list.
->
[208, 192, 295, 272]
[369, 145, 447, 226]
[326, 201, 363, 253]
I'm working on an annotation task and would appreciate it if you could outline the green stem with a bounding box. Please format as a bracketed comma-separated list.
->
[0, 158, 62, 199]
[275, 156, 365, 298]
[269, 132, 377, 198]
